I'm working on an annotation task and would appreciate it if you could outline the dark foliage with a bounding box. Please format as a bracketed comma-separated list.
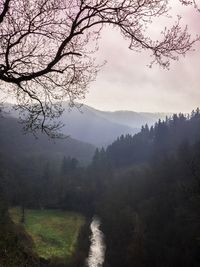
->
[1, 109, 200, 267]
[93, 109, 200, 267]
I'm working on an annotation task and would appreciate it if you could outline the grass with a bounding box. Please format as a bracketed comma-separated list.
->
[9, 208, 85, 262]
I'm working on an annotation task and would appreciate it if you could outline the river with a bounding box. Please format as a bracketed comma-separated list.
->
[86, 217, 106, 267]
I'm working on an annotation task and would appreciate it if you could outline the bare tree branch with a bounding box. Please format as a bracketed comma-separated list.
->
[0, 0, 10, 23]
[180, 0, 200, 11]
[0, 0, 198, 136]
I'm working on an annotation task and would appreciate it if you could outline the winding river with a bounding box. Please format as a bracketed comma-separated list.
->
[86, 217, 106, 267]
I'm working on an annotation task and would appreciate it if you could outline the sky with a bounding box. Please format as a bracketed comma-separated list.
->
[82, 1, 200, 113]
[1, 1, 200, 114]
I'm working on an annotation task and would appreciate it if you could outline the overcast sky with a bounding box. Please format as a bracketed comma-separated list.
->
[1, 1, 199, 114]
[82, 1, 200, 113]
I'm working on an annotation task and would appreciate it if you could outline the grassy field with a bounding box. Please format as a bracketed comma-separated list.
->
[9, 208, 85, 262]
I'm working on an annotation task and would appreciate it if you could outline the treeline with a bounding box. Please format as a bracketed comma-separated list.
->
[106, 109, 200, 167]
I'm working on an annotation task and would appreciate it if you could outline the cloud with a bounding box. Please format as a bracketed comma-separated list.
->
[83, 1, 200, 113]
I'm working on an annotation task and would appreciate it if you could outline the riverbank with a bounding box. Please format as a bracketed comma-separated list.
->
[0, 211, 39, 267]
[9, 208, 90, 267]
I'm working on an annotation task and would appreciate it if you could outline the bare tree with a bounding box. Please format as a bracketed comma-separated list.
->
[180, 0, 200, 11]
[0, 0, 197, 136]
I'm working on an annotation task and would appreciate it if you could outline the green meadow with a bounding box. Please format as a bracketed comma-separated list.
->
[9, 208, 85, 261]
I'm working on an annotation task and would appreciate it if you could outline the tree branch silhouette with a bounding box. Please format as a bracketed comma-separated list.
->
[0, 0, 197, 136]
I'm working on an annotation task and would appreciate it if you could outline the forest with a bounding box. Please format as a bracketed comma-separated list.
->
[0, 0, 199, 266]
[0, 108, 200, 267]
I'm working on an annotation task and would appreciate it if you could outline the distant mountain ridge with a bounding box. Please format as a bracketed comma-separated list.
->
[60, 103, 170, 146]
[84, 105, 170, 128]
[3, 102, 170, 147]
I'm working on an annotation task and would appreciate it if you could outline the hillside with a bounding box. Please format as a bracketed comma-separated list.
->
[4, 103, 169, 147]
[60, 103, 169, 146]
[86, 109, 200, 267]
[0, 116, 95, 164]
[61, 104, 138, 147]
[95, 110, 169, 129]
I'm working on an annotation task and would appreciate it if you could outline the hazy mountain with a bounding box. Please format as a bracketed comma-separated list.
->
[0, 116, 95, 164]
[3, 102, 170, 147]
[94, 110, 170, 129]
[61, 104, 138, 147]
[60, 103, 170, 146]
